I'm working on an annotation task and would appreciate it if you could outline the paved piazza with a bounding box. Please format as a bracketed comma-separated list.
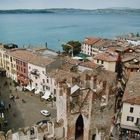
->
[0, 77, 56, 132]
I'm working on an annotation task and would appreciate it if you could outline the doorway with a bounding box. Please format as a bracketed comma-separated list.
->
[75, 114, 84, 140]
[92, 134, 96, 140]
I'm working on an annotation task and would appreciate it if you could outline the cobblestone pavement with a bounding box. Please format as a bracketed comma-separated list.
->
[0, 77, 56, 132]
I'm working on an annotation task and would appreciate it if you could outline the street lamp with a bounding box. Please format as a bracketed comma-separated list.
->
[61, 41, 74, 57]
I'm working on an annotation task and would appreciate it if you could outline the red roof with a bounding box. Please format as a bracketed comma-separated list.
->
[123, 72, 140, 105]
[84, 37, 101, 45]
[94, 51, 118, 62]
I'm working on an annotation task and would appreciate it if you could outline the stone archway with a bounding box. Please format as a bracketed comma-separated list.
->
[75, 114, 84, 140]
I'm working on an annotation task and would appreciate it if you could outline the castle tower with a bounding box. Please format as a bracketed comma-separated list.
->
[55, 70, 117, 140]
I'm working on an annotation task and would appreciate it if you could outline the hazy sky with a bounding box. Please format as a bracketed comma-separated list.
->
[0, 0, 140, 10]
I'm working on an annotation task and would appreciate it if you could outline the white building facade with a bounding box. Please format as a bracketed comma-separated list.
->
[93, 52, 118, 72]
[94, 59, 116, 72]
[127, 39, 140, 46]
[120, 72, 140, 136]
[81, 37, 101, 56]
[28, 63, 50, 94]
[121, 102, 140, 131]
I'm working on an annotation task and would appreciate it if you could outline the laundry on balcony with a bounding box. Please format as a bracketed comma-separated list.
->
[41, 90, 51, 100]
[25, 85, 35, 91]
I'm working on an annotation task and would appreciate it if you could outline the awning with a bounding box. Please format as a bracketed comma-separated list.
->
[71, 85, 80, 94]
[34, 89, 42, 95]
[25, 85, 35, 91]
[121, 124, 139, 132]
[41, 90, 51, 100]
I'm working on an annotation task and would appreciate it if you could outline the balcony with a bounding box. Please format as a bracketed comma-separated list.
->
[30, 69, 40, 77]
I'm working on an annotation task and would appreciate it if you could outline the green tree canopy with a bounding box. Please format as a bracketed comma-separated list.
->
[62, 41, 81, 56]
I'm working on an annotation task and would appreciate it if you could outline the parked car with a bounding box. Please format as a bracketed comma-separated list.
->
[36, 120, 48, 125]
[40, 110, 50, 117]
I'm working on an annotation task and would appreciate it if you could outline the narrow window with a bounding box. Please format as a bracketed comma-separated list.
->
[136, 118, 140, 125]
[23, 62, 26, 67]
[130, 107, 134, 113]
[10, 57, 12, 62]
[101, 60, 104, 64]
[43, 79, 45, 83]
[24, 69, 26, 73]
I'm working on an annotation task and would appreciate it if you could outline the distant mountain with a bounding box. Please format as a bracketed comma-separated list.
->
[0, 8, 140, 15]
[0, 9, 54, 14]
[92, 8, 140, 15]
[106, 7, 133, 10]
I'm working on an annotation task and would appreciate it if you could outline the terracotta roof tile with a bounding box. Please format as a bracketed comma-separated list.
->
[93, 39, 115, 48]
[123, 72, 140, 105]
[8, 49, 54, 67]
[48, 69, 79, 84]
[84, 37, 101, 45]
[79, 61, 100, 69]
[124, 62, 139, 69]
[29, 55, 53, 67]
[94, 51, 118, 62]
[106, 47, 117, 52]
[8, 49, 33, 62]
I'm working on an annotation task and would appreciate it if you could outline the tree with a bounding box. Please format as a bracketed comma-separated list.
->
[62, 41, 81, 56]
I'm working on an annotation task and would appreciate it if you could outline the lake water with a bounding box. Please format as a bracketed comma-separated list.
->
[0, 11, 140, 51]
